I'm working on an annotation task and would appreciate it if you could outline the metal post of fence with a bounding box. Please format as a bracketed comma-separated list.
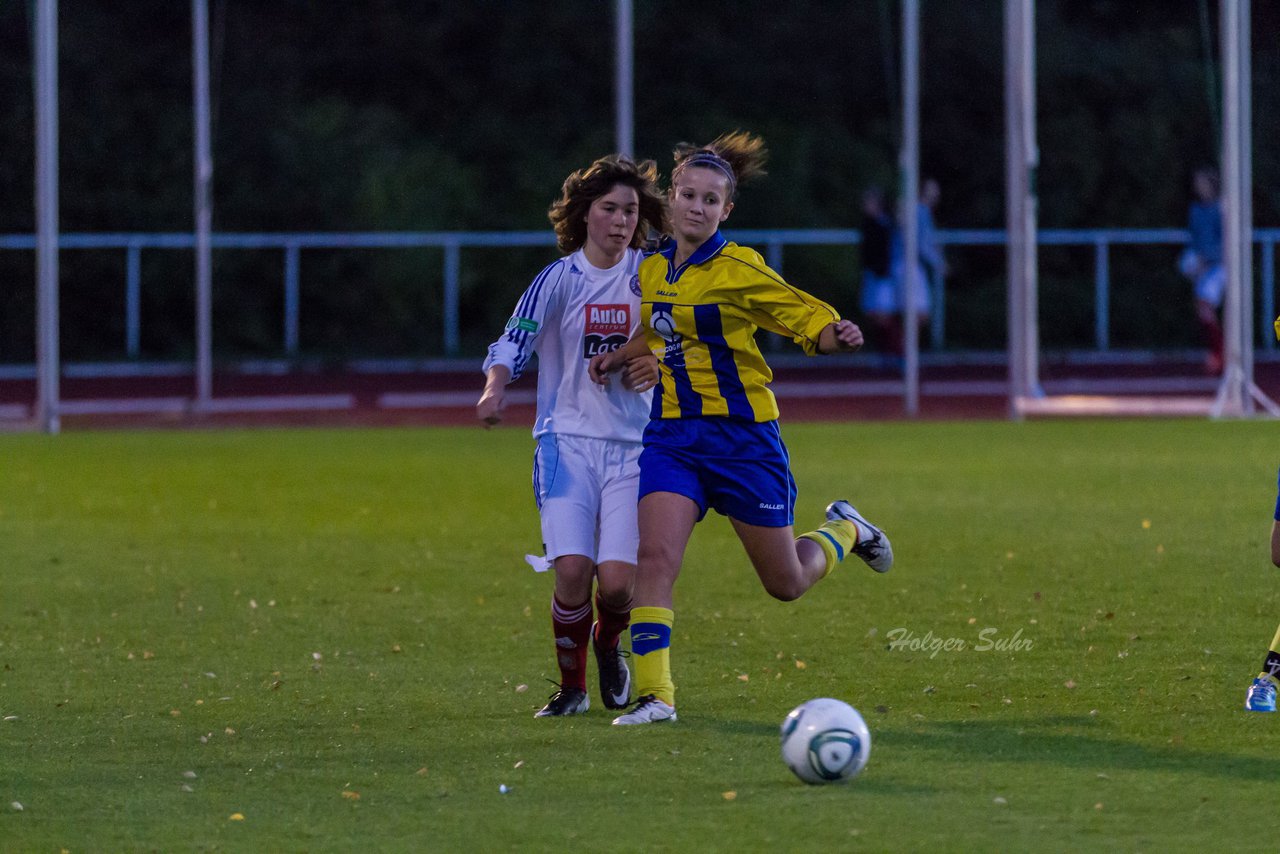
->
[614, 0, 634, 159]
[765, 241, 785, 351]
[1263, 238, 1275, 352]
[444, 240, 461, 357]
[765, 241, 783, 274]
[126, 242, 141, 358]
[1093, 238, 1109, 351]
[284, 243, 300, 356]
[901, 0, 921, 417]
[34, 0, 60, 433]
[192, 0, 214, 409]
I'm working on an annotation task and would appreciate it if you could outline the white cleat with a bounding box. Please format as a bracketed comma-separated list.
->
[826, 500, 894, 573]
[612, 694, 677, 725]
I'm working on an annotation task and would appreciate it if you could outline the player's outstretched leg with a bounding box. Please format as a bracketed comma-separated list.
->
[825, 500, 893, 572]
[1245, 677, 1276, 713]
[799, 500, 894, 575]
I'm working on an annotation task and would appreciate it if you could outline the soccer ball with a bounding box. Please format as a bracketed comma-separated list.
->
[780, 698, 871, 784]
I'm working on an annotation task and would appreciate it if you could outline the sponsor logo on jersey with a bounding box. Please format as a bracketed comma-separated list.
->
[759, 502, 785, 510]
[505, 316, 539, 333]
[649, 307, 685, 368]
[650, 308, 678, 342]
[583, 303, 630, 358]
[629, 274, 642, 296]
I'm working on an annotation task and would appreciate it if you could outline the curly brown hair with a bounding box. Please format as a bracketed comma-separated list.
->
[672, 130, 768, 199]
[548, 155, 669, 255]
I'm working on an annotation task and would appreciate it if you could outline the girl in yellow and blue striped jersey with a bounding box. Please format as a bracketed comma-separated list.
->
[589, 132, 893, 725]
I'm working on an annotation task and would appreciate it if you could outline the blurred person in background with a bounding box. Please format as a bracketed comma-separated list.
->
[1177, 167, 1225, 375]
[857, 186, 898, 360]
[477, 155, 666, 718]
[874, 178, 944, 364]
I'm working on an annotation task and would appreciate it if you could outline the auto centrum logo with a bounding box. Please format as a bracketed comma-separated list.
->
[583, 303, 630, 358]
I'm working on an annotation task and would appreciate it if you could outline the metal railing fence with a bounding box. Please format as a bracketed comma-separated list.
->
[1, 227, 1277, 359]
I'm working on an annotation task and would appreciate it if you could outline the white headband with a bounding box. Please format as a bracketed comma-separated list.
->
[675, 152, 736, 194]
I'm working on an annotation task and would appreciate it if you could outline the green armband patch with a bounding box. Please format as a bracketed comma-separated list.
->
[505, 316, 539, 334]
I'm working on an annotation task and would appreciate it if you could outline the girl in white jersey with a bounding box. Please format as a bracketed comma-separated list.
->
[477, 155, 668, 717]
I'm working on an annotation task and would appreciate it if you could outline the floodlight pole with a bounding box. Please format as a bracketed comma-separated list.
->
[614, 0, 634, 159]
[193, 0, 213, 411]
[1213, 0, 1279, 417]
[1005, 0, 1041, 419]
[34, 0, 60, 434]
[899, 0, 920, 416]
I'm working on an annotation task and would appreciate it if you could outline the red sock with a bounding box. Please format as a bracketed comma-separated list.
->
[593, 591, 632, 652]
[550, 596, 592, 691]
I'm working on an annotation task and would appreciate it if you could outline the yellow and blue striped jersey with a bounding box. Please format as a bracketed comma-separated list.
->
[640, 231, 840, 422]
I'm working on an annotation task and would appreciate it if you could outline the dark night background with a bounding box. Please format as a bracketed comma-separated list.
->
[1, 1, 1276, 361]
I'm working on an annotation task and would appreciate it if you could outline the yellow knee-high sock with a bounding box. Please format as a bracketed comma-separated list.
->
[1258, 624, 1280, 684]
[630, 606, 675, 707]
[798, 518, 859, 577]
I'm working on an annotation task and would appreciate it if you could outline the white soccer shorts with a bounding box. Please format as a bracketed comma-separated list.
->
[532, 433, 641, 566]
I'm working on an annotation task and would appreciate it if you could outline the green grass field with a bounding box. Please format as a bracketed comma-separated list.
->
[1, 420, 1277, 851]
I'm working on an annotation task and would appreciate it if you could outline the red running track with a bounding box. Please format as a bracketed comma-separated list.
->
[1, 356, 1276, 429]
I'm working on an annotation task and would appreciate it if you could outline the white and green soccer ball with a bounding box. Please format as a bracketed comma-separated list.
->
[780, 698, 871, 784]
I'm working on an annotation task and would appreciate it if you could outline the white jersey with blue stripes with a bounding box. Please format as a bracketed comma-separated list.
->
[483, 247, 651, 442]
